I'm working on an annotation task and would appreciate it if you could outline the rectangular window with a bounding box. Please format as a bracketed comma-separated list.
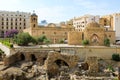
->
[2, 22, 4, 25]
[6, 22, 8, 25]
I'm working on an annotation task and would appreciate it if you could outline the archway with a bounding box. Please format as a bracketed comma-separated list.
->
[31, 54, 37, 61]
[91, 34, 99, 45]
[20, 54, 25, 61]
[54, 59, 69, 68]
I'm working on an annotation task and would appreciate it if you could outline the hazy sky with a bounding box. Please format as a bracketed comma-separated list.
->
[0, 0, 120, 23]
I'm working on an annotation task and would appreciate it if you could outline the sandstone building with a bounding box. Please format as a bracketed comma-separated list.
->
[68, 22, 115, 45]
[24, 13, 115, 46]
[24, 13, 74, 43]
[0, 11, 31, 37]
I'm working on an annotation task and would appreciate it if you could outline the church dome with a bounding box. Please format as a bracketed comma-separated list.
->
[31, 11, 38, 17]
[31, 13, 38, 16]
[86, 22, 100, 28]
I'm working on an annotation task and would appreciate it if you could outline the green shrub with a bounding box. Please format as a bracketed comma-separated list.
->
[82, 40, 89, 45]
[107, 65, 114, 72]
[59, 39, 64, 44]
[104, 38, 110, 46]
[112, 54, 120, 61]
[37, 35, 47, 44]
[9, 43, 13, 48]
[14, 32, 34, 46]
[0, 38, 13, 48]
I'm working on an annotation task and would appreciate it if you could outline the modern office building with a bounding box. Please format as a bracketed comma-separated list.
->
[0, 11, 31, 37]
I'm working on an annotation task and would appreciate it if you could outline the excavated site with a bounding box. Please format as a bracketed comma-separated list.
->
[0, 48, 120, 80]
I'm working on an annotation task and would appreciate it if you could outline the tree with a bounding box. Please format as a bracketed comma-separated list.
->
[5, 29, 18, 38]
[104, 38, 110, 46]
[14, 32, 34, 46]
[82, 40, 89, 45]
[44, 39, 51, 44]
[37, 35, 47, 44]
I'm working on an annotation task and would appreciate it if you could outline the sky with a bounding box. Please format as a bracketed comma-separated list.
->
[0, 0, 120, 23]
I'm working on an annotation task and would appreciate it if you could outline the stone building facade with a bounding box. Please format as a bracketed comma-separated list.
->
[68, 22, 115, 45]
[100, 13, 120, 40]
[24, 13, 74, 44]
[0, 11, 31, 37]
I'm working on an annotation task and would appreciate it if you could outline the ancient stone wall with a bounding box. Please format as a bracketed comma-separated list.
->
[44, 51, 79, 77]
[85, 56, 98, 73]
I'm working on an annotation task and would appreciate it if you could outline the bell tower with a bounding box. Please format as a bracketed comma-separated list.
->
[30, 10, 38, 28]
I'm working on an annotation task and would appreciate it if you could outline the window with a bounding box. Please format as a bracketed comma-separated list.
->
[6, 22, 8, 25]
[11, 18, 13, 21]
[104, 20, 106, 22]
[11, 23, 13, 25]
[24, 19, 25, 22]
[104, 23, 106, 26]
[42, 32, 45, 34]
[65, 32, 67, 35]
[2, 18, 4, 21]
[20, 23, 21, 25]
[24, 23, 26, 26]
[82, 33, 84, 40]
[15, 27, 17, 29]
[20, 27, 21, 29]
[2, 27, 4, 29]
[15, 19, 17, 21]
[6, 27, 8, 29]
[33, 24, 35, 27]
[6, 18, 8, 21]
[15, 23, 17, 25]
[20, 18, 21, 21]
[109, 35, 111, 38]
[54, 32, 56, 34]
[24, 27, 26, 29]
[2, 22, 4, 25]
[11, 27, 13, 29]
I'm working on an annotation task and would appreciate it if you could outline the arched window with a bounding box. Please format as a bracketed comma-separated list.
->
[33, 24, 36, 27]
[82, 33, 84, 40]
[91, 34, 99, 43]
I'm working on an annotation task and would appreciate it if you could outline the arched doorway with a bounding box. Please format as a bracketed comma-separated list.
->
[91, 34, 99, 45]
[54, 59, 69, 68]
[31, 54, 37, 61]
[20, 54, 25, 61]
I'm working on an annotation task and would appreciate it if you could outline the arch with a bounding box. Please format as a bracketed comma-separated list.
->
[54, 59, 69, 68]
[20, 54, 25, 61]
[91, 34, 99, 43]
[30, 54, 37, 61]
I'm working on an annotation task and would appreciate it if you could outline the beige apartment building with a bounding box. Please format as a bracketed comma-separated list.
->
[73, 14, 100, 31]
[0, 11, 31, 37]
[100, 13, 120, 41]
